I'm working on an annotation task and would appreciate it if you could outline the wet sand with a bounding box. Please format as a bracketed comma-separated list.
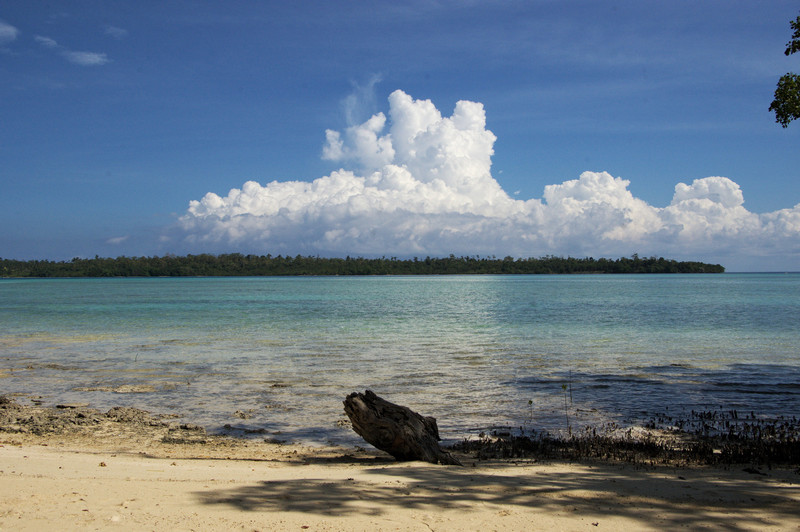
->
[1, 399, 799, 531]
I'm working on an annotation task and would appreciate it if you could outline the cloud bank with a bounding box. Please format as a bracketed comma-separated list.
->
[177, 90, 800, 269]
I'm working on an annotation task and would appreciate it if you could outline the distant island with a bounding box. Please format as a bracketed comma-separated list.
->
[0, 254, 724, 277]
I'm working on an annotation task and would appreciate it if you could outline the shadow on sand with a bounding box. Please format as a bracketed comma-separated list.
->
[195, 458, 799, 529]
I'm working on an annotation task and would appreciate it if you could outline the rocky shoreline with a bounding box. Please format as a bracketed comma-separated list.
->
[0, 395, 365, 463]
[3, 394, 799, 470]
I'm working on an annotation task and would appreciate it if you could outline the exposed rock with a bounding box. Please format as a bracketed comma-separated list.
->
[106, 406, 168, 427]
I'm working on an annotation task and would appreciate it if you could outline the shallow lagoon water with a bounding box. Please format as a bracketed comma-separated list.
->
[1, 274, 799, 445]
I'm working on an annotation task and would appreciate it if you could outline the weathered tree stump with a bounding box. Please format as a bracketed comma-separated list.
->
[343, 390, 462, 466]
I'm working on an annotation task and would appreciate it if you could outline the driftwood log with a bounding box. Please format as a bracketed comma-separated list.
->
[343, 390, 462, 466]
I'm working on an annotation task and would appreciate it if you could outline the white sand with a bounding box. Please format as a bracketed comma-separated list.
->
[2, 438, 799, 531]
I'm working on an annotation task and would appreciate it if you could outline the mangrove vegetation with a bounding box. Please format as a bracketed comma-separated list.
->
[1, 253, 724, 277]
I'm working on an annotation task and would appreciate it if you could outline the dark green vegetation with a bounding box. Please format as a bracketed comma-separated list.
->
[453, 410, 800, 468]
[0, 254, 724, 277]
[769, 12, 800, 127]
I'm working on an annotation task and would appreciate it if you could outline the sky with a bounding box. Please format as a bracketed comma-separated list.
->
[1, 1, 799, 271]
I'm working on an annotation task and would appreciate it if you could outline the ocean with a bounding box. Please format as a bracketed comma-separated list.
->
[1, 274, 798, 445]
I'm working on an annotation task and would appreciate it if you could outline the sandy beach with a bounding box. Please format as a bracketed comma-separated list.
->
[1, 399, 799, 531]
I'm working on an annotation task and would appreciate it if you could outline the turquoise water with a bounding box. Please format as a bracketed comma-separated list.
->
[1, 274, 799, 444]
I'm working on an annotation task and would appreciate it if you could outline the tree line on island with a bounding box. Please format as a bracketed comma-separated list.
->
[0, 253, 724, 277]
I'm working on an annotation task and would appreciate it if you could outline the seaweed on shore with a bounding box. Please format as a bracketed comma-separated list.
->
[451, 410, 800, 468]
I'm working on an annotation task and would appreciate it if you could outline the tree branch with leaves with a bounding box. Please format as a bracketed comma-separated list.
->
[769, 13, 800, 128]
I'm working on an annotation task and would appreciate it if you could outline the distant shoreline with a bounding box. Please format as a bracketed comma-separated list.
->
[1, 253, 725, 277]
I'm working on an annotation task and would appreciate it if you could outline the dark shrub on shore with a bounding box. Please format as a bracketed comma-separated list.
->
[452, 410, 800, 467]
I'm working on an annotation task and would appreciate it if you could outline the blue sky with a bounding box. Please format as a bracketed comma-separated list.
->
[1, 1, 799, 271]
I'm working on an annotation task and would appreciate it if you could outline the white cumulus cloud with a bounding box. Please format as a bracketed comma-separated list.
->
[62, 50, 109, 66]
[0, 20, 20, 45]
[35, 34, 110, 66]
[103, 25, 128, 39]
[106, 235, 130, 245]
[177, 90, 800, 269]
[34, 35, 58, 48]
